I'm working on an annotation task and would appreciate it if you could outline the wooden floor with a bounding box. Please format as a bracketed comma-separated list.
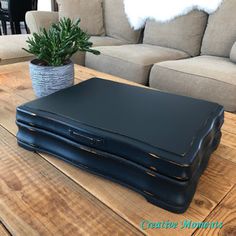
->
[0, 62, 236, 236]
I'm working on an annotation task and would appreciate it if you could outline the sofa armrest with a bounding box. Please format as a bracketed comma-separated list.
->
[25, 11, 59, 33]
[230, 42, 236, 63]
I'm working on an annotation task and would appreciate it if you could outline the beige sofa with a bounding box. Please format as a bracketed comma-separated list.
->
[86, 10, 207, 84]
[0, 0, 236, 112]
[86, 0, 236, 112]
[1, 0, 144, 65]
[149, 0, 236, 112]
[0, 0, 140, 65]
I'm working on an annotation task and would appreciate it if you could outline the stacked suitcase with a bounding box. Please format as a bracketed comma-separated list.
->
[16, 78, 224, 213]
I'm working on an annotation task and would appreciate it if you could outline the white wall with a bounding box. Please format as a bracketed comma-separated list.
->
[38, 0, 52, 11]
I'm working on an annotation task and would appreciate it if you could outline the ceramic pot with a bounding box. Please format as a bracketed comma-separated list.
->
[29, 59, 74, 97]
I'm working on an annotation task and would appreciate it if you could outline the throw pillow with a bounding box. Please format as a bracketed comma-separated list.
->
[230, 42, 236, 63]
[143, 10, 208, 57]
[103, 0, 142, 44]
[57, 0, 105, 36]
[201, 0, 236, 57]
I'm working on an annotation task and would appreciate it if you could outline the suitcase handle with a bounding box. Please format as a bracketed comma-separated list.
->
[69, 129, 104, 146]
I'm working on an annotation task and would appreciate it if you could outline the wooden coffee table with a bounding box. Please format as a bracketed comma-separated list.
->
[0, 62, 236, 236]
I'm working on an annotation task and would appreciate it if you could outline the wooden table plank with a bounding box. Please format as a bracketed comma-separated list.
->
[215, 143, 236, 164]
[40, 151, 236, 236]
[222, 114, 236, 136]
[1, 62, 236, 235]
[194, 185, 236, 236]
[0, 63, 29, 75]
[196, 154, 236, 203]
[0, 223, 11, 236]
[221, 130, 236, 150]
[0, 126, 142, 236]
[75, 65, 147, 87]
[0, 87, 27, 135]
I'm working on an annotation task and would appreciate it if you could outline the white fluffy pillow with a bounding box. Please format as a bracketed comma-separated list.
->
[124, 0, 223, 30]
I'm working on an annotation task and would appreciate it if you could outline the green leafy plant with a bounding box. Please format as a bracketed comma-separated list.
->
[23, 18, 100, 66]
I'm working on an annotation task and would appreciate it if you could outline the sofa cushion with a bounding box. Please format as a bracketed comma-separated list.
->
[0, 35, 34, 65]
[85, 44, 189, 84]
[150, 56, 236, 112]
[57, 0, 105, 36]
[72, 36, 126, 65]
[0, 35, 124, 66]
[143, 10, 208, 57]
[230, 42, 236, 63]
[103, 0, 141, 43]
[201, 0, 236, 57]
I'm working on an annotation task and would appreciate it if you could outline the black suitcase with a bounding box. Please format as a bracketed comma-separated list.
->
[16, 78, 224, 213]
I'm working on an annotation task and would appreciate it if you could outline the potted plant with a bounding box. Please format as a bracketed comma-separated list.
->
[23, 18, 100, 97]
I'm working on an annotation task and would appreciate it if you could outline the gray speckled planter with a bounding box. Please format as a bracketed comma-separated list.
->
[29, 59, 74, 97]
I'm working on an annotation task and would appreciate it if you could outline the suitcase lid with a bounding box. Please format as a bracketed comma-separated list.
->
[17, 78, 224, 179]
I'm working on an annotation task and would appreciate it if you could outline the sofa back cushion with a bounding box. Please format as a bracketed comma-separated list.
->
[201, 0, 236, 57]
[103, 0, 141, 43]
[57, 0, 105, 36]
[143, 10, 208, 56]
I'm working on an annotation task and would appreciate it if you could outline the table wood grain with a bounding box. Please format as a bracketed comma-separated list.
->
[0, 62, 236, 236]
[0, 223, 10, 236]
